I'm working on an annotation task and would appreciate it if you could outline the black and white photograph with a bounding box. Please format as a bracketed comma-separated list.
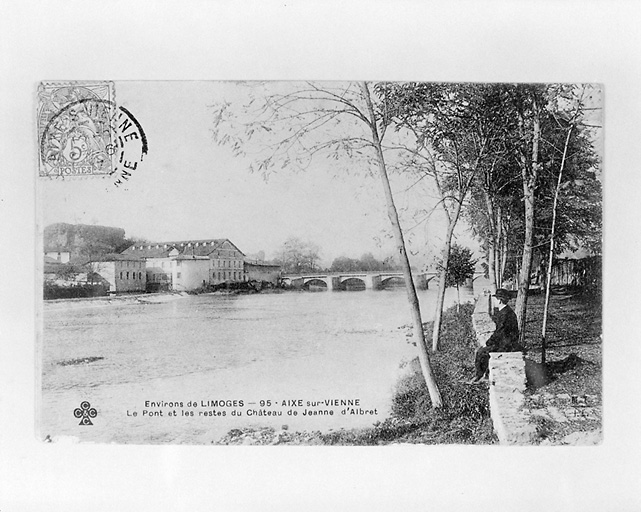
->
[38, 80, 603, 447]
[2, 2, 641, 511]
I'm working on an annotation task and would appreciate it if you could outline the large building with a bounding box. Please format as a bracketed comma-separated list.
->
[121, 238, 246, 290]
[91, 255, 147, 293]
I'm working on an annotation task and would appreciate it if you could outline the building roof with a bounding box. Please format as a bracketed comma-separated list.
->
[173, 255, 211, 260]
[121, 239, 245, 258]
[89, 253, 145, 262]
[244, 261, 282, 270]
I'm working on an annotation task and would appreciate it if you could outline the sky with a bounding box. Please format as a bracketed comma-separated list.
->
[40, 81, 475, 267]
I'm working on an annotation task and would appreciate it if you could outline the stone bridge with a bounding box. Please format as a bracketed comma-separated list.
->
[282, 271, 486, 291]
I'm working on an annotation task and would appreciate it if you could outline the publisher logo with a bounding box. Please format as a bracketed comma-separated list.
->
[74, 401, 97, 426]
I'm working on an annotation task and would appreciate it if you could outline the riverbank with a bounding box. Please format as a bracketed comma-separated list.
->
[213, 290, 602, 445]
[215, 302, 497, 445]
[43, 291, 187, 309]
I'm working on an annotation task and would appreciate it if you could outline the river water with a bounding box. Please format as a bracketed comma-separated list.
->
[40, 286, 476, 444]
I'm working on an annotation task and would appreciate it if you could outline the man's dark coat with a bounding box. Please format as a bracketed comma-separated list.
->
[486, 304, 520, 352]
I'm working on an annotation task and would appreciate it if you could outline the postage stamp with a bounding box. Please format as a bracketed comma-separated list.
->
[37, 81, 147, 183]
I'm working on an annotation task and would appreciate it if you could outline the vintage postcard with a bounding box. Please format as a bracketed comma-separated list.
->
[38, 80, 603, 446]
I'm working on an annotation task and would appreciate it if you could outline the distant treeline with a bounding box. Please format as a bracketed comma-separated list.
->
[328, 253, 402, 273]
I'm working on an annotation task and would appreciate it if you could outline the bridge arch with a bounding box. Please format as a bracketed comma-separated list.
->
[337, 277, 366, 291]
[303, 278, 329, 291]
[380, 276, 405, 289]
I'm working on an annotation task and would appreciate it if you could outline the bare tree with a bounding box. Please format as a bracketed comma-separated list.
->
[275, 237, 321, 274]
[212, 81, 443, 407]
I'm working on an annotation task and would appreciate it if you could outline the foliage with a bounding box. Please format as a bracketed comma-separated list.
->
[273, 237, 321, 274]
[443, 244, 476, 289]
[375, 83, 504, 350]
[211, 82, 378, 178]
[329, 253, 401, 272]
[393, 304, 489, 420]
[455, 85, 602, 291]
[53, 263, 83, 281]
[43, 282, 108, 300]
[44, 223, 138, 262]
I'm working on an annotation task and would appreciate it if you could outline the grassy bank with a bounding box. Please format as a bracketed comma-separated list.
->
[520, 291, 602, 444]
[522, 290, 601, 389]
[216, 302, 497, 445]
[215, 290, 603, 445]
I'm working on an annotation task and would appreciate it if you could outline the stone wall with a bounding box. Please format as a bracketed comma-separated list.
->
[472, 294, 536, 445]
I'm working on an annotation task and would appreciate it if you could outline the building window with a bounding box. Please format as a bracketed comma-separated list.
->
[126, 271, 129, 279]
[120, 271, 123, 279]
[177, 272, 181, 279]
[139, 272, 142, 280]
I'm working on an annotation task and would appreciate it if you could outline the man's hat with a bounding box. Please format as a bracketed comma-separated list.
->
[493, 288, 511, 301]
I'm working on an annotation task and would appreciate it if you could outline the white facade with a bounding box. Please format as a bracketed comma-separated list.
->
[171, 257, 210, 291]
[97, 259, 147, 293]
[45, 250, 71, 263]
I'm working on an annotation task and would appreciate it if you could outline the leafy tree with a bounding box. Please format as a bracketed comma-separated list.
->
[53, 263, 83, 282]
[211, 81, 443, 407]
[329, 253, 400, 272]
[330, 256, 360, 273]
[537, 86, 601, 364]
[443, 244, 477, 312]
[274, 237, 321, 274]
[380, 83, 504, 350]
[494, 84, 601, 344]
[449, 84, 601, 349]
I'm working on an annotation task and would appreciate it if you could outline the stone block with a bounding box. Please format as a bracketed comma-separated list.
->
[471, 297, 537, 445]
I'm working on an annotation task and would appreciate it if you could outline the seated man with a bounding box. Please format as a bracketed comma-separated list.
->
[468, 288, 520, 384]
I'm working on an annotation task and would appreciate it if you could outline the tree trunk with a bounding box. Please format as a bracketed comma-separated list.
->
[484, 190, 498, 293]
[487, 241, 497, 292]
[542, 124, 573, 365]
[359, 82, 443, 408]
[515, 92, 541, 346]
[431, 203, 462, 352]
[500, 218, 508, 288]
[515, 184, 535, 342]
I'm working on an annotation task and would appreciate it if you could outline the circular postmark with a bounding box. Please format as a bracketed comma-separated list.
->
[38, 82, 148, 186]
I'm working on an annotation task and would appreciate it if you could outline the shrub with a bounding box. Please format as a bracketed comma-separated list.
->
[390, 303, 495, 443]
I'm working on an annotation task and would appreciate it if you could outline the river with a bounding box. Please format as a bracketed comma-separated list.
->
[40, 285, 477, 444]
